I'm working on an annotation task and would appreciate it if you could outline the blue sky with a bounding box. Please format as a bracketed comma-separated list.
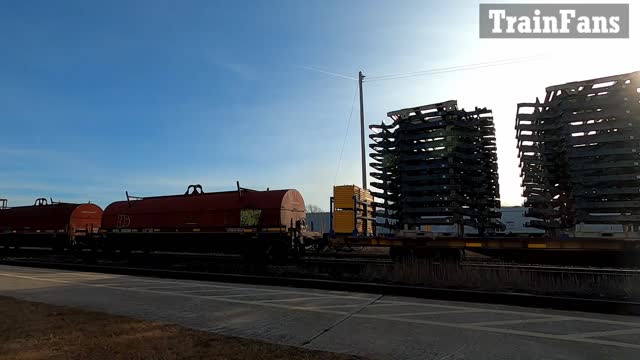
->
[1, 0, 638, 209]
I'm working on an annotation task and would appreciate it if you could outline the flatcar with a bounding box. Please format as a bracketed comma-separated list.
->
[99, 184, 307, 262]
[0, 198, 102, 251]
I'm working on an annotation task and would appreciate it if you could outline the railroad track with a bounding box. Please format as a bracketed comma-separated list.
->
[460, 262, 640, 276]
[305, 256, 640, 277]
[1, 258, 639, 316]
[4, 248, 639, 277]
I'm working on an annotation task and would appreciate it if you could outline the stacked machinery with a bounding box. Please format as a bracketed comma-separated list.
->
[516, 71, 640, 235]
[369, 100, 502, 236]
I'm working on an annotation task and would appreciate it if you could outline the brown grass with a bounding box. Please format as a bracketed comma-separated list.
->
[0, 296, 365, 360]
[356, 259, 640, 301]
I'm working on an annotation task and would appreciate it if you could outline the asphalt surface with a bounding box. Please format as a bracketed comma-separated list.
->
[1, 265, 639, 359]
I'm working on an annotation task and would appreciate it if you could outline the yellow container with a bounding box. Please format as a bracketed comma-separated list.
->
[333, 185, 375, 234]
[334, 185, 358, 209]
[334, 185, 373, 209]
[334, 210, 356, 233]
[333, 210, 375, 234]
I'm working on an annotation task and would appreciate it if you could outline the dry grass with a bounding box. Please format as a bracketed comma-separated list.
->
[0, 296, 365, 360]
[356, 259, 640, 301]
[135, 256, 640, 301]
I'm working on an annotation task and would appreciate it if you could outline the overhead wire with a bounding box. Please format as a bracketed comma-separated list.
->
[334, 83, 359, 185]
[365, 54, 543, 80]
[364, 55, 544, 82]
[307, 55, 544, 186]
[299, 66, 357, 81]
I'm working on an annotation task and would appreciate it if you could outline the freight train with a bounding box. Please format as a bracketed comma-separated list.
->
[0, 184, 310, 263]
[3, 183, 639, 266]
[0, 198, 102, 251]
[2, 71, 639, 265]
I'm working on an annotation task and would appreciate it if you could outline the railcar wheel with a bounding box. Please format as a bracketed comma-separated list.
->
[52, 238, 66, 253]
[266, 240, 289, 265]
[243, 241, 266, 264]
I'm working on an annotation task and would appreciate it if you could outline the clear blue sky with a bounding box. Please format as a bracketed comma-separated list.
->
[1, 0, 637, 209]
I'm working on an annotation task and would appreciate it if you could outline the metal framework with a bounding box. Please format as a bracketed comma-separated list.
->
[516, 71, 640, 234]
[370, 100, 502, 235]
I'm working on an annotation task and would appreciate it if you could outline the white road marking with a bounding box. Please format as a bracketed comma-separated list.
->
[257, 295, 369, 303]
[28, 274, 113, 280]
[573, 317, 640, 328]
[0, 271, 350, 315]
[124, 285, 216, 291]
[175, 288, 257, 294]
[59, 283, 124, 288]
[565, 327, 640, 339]
[367, 301, 484, 311]
[302, 303, 372, 309]
[361, 314, 640, 350]
[369, 301, 556, 318]
[71, 275, 352, 297]
[367, 299, 640, 326]
[3, 268, 372, 298]
[370, 309, 483, 317]
[1, 268, 640, 350]
[464, 316, 573, 327]
[203, 291, 306, 299]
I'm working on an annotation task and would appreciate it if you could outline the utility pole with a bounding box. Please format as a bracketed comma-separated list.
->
[359, 71, 367, 190]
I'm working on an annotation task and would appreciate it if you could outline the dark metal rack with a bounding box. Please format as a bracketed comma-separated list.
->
[369, 100, 502, 236]
[516, 71, 640, 235]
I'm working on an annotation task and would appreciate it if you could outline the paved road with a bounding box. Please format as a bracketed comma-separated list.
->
[1, 265, 639, 359]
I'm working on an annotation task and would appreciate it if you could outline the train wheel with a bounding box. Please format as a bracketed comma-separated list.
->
[266, 240, 289, 265]
[292, 237, 305, 259]
[243, 241, 266, 264]
[100, 238, 116, 258]
[52, 238, 65, 254]
[119, 246, 131, 261]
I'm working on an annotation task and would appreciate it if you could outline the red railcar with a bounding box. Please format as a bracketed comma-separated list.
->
[101, 185, 306, 260]
[0, 198, 103, 249]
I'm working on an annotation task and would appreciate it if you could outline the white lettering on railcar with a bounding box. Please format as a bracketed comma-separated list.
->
[116, 215, 131, 228]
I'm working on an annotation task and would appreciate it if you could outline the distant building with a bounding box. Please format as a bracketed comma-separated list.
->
[500, 207, 544, 235]
[306, 212, 330, 233]
[306, 207, 545, 235]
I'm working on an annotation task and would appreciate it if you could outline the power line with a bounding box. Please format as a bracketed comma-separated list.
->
[299, 66, 357, 80]
[367, 58, 534, 81]
[307, 55, 544, 186]
[300, 54, 544, 84]
[366, 55, 542, 80]
[334, 83, 359, 185]
[365, 55, 544, 82]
